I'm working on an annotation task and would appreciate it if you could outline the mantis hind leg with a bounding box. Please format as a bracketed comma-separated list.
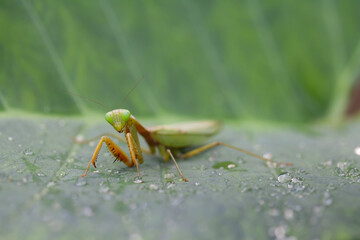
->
[159, 146, 188, 182]
[167, 149, 189, 182]
[180, 141, 293, 167]
[80, 136, 134, 177]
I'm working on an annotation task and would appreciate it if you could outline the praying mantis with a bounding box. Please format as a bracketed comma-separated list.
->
[75, 110, 292, 182]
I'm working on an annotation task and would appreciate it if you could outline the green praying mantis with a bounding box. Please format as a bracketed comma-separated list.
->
[75, 111, 292, 182]
[74, 83, 292, 182]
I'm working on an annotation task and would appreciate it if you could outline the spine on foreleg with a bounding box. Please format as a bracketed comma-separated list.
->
[104, 136, 133, 167]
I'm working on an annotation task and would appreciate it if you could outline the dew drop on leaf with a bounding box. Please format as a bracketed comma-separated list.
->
[133, 176, 143, 184]
[354, 146, 360, 156]
[149, 184, 159, 191]
[163, 173, 175, 180]
[278, 173, 291, 183]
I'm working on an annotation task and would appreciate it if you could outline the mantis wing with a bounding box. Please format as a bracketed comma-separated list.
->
[148, 120, 222, 148]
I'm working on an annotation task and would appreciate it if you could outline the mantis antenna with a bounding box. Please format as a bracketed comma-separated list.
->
[67, 78, 143, 110]
[66, 91, 110, 110]
[118, 78, 143, 107]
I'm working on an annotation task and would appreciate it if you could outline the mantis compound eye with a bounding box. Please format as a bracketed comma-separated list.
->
[105, 112, 113, 125]
[120, 109, 131, 123]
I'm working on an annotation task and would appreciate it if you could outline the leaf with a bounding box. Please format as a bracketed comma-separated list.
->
[0, 116, 359, 239]
[1, 1, 360, 122]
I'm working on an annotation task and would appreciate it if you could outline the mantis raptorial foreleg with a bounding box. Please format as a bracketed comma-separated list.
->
[80, 136, 133, 177]
[75, 132, 152, 155]
[180, 141, 293, 167]
[126, 132, 141, 176]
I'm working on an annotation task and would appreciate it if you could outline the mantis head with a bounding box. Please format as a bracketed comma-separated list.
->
[105, 109, 131, 132]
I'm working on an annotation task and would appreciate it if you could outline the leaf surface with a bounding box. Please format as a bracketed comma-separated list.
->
[1, 117, 359, 239]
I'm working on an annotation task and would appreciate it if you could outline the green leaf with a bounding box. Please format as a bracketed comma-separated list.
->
[1, 116, 359, 240]
[1, 1, 360, 239]
[1, 0, 360, 122]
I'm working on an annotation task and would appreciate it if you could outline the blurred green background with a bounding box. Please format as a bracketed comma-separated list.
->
[1, 0, 360, 123]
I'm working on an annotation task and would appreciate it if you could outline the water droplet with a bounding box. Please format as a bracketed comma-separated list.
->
[227, 164, 236, 169]
[24, 149, 34, 156]
[263, 152, 273, 160]
[93, 170, 100, 174]
[76, 178, 87, 187]
[323, 198, 333, 206]
[133, 176, 143, 184]
[166, 181, 176, 189]
[213, 161, 237, 170]
[75, 134, 84, 142]
[82, 206, 94, 217]
[37, 172, 45, 177]
[354, 147, 360, 156]
[323, 191, 333, 206]
[266, 161, 277, 168]
[149, 184, 159, 191]
[194, 182, 200, 186]
[284, 209, 294, 220]
[8, 137, 13, 141]
[57, 171, 66, 178]
[278, 173, 291, 183]
[273, 224, 287, 239]
[268, 208, 280, 216]
[164, 173, 175, 180]
[291, 177, 302, 184]
[129, 233, 142, 240]
[337, 162, 348, 171]
[321, 160, 333, 166]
